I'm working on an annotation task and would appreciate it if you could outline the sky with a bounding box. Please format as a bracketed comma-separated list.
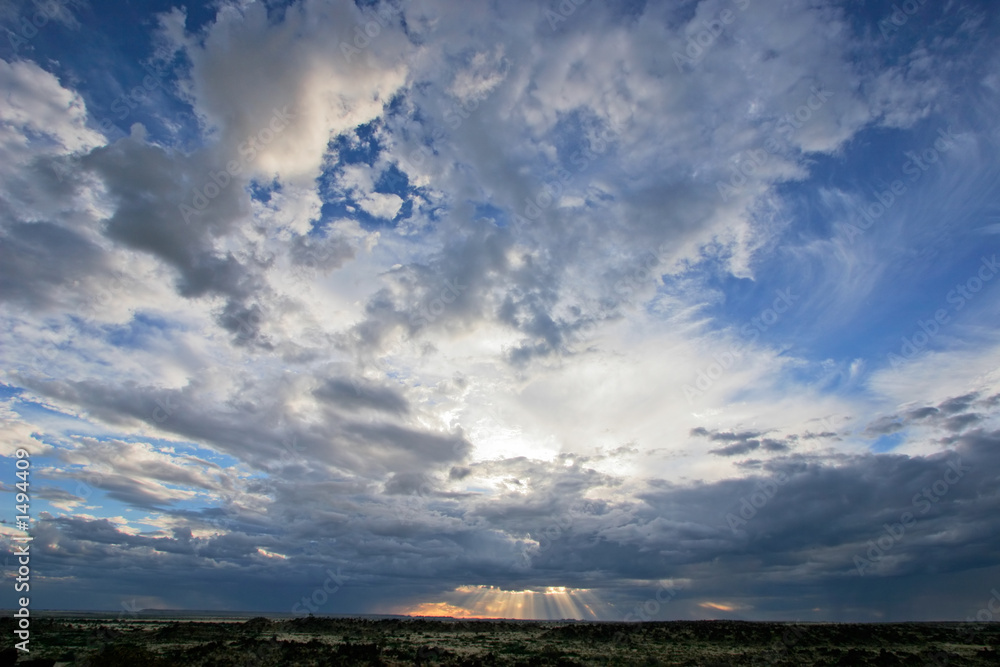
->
[1, 0, 1000, 622]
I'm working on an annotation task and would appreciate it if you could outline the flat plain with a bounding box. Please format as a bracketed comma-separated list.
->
[2, 616, 999, 666]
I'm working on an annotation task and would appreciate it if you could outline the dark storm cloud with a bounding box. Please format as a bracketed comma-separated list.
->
[871, 394, 987, 437]
[16, 375, 470, 479]
[864, 415, 905, 436]
[216, 300, 274, 349]
[33, 486, 86, 504]
[82, 137, 253, 299]
[0, 122, 103, 310]
[711, 431, 764, 442]
[342, 422, 470, 467]
[656, 432, 998, 583]
[944, 412, 982, 432]
[383, 471, 430, 495]
[801, 431, 839, 440]
[0, 221, 108, 308]
[24, 411, 1000, 619]
[85, 472, 187, 509]
[56, 516, 136, 546]
[80, 134, 283, 345]
[907, 406, 940, 420]
[690, 428, 764, 442]
[449, 465, 472, 480]
[314, 377, 410, 415]
[709, 441, 761, 456]
[288, 234, 356, 275]
[938, 392, 979, 415]
[469, 431, 999, 615]
[336, 228, 513, 358]
[37, 516, 287, 568]
[340, 287, 410, 354]
[761, 439, 789, 452]
[443, 395, 1000, 605]
[30, 511, 350, 611]
[690, 427, 793, 456]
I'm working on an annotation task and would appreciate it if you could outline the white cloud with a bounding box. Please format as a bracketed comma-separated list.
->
[357, 191, 404, 220]
[168, 1, 408, 188]
[0, 58, 105, 156]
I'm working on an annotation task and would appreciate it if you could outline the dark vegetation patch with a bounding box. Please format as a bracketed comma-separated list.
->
[1, 615, 998, 665]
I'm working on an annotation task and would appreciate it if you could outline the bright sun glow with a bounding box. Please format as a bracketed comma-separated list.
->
[698, 601, 748, 612]
[395, 585, 608, 620]
[467, 424, 561, 462]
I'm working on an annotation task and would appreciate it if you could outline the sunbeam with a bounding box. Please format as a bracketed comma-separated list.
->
[396, 585, 612, 620]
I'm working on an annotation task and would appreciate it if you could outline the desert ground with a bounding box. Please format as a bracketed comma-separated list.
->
[1, 615, 998, 666]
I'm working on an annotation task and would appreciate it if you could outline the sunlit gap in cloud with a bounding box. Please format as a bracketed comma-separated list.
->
[698, 601, 749, 613]
[467, 426, 561, 462]
[395, 585, 610, 620]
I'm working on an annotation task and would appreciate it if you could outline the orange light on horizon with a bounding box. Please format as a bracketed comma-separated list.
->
[698, 602, 741, 612]
[393, 585, 608, 620]
[403, 602, 484, 618]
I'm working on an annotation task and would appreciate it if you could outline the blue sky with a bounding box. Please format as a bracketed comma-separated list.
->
[2, 0, 1000, 621]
